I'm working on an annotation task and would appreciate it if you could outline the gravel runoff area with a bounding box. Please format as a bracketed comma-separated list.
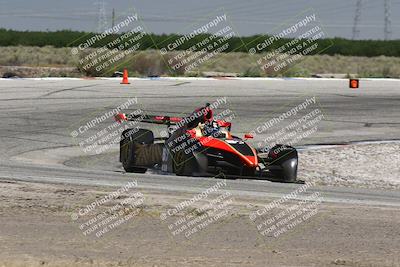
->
[299, 142, 400, 190]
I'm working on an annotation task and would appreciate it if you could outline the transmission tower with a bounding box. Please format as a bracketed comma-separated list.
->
[96, 0, 108, 32]
[384, 0, 392, 40]
[112, 8, 115, 28]
[352, 0, 362, 40]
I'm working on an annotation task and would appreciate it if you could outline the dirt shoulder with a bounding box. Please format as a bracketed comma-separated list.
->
[0, 179, 399, 267]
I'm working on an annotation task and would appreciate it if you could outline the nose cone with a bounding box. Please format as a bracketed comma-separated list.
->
[244, 155, 258, 167]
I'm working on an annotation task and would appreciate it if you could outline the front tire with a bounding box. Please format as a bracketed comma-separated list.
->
[266, 144, 298, 182]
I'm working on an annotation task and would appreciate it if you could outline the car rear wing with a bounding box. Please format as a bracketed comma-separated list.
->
[114, 113, 182, 125]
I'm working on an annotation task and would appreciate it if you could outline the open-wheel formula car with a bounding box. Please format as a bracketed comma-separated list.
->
[115, 104, 301, 183]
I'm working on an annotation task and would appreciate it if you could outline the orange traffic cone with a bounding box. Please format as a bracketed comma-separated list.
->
[121, 69, 130, 84]
[349, 79, 359, 89]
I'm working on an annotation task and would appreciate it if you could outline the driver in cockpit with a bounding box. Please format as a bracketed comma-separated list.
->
[202, 120, 222, 137]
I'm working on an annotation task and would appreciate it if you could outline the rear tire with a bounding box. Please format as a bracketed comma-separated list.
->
[120, 128, 154, 173]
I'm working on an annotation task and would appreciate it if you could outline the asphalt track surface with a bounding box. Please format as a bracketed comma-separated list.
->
[1, 78, 400, 206]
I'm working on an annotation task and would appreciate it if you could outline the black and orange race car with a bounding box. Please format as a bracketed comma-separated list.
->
[115, 104, 300, 183]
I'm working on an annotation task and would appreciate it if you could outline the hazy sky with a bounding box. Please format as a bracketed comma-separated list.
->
[0, 0, 399, 39]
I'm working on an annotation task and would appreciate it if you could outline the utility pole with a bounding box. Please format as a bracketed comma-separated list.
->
[384, 0, 392, 40]
[352, 0, 362, 40]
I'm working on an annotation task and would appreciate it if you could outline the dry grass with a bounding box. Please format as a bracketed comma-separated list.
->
[197, 52, 400, 78]
[0, 46, 78, 67]
[1, 46, 399, 78]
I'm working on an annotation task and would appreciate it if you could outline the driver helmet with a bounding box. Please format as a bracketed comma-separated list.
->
[203, 120, 221, 137]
